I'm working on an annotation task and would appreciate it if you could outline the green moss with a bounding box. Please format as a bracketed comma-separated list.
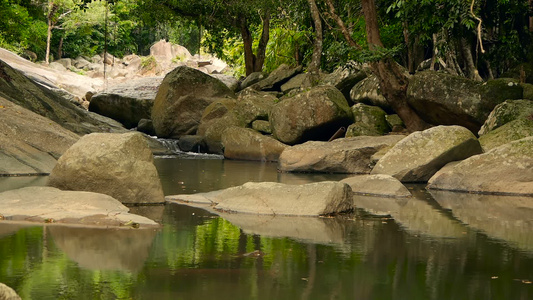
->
[479, 118, 533, 150]
[140, 56, 157, 70]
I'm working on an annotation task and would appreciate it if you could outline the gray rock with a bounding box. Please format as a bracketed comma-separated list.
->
[73, 57, 91, 69]
[270, 86, 353, 144]
[89, 77, 162, 128]
[252, 120, 272, 134]
[427, 136, 533, 195]
[0, 96, 79, 175]
[197, 98, 237, 136]
[321, 61, 368, 101]
[278, 135, 405, 173]
[345, 103, 390, 137]
[385, 114, 405, 132]
[478, 118, 533, 151]
[372, 126, 482, 182]
[137, 118, 156, 136]
[178, 135, 207, 152]
[55, 58, 72, 69]
[203, 113, 242, 154]
[341, 174, 411, 197]
[478, 99, 533, 135]
[407, 71, 523, 132]
[210, 74, 239, 91]
[48, 132, 165, 204]
[222, 127, 288, 162]
[280, 73, 308, 93]
[212, 181, 353, 216]
[239, 72, 265, 90]
[350, 74, 393, 112]
[151, 66, 236, 138]
[250, 64, 302, 91]
[234, 90, 277, 126]
[0, 59, 123, 134]
[0, 282, 20, 300]
[0, 186, 158, 227]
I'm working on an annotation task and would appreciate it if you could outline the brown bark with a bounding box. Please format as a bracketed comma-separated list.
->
[325, 0, 362, 50]
[361, 0, 429, 132]
[460, 38, 483, 81]
[254, 12, 270, 73]
[57, 35, 63, 59]
[307, 0, 323, 73]
[240, 13, 271, 76]
[240, 17, 255, 76]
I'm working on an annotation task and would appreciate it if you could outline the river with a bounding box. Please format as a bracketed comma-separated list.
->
[0, 155, 532, 299]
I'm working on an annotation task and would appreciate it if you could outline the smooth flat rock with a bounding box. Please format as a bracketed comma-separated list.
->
[371, 126, 483, 182]
[0, 186, 158, 227]
[341, 174, 411, 197]
[279, 135, 405, 174]
[427, 136, 533, 195]
[0, 96, 79, 175]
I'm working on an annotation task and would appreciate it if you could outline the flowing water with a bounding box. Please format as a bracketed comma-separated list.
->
[0, 156, 532, 299]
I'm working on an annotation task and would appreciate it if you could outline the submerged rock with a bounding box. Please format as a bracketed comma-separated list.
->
[0, 186, 158, 227]
[48, 132, 165, 204]
[371, 126, 483, 182]
[278, 135, 405, 173]
[427, 136, 533, 195]
[341, 174, 411, 197]
[167, 181, 353, 216]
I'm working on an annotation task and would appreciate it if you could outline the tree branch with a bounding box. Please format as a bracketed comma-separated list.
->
[324, 0, 362, 50]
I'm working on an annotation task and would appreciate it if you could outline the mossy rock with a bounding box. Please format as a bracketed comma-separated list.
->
[479, 99, 533, 135]
[479, 118, 533, 151]
[345, 103, 390, 137]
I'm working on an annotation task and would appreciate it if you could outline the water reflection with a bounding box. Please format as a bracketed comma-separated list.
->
[431, 190, 533, 253]
[1, 157, 533, 299]
[48, 226, 158, 272]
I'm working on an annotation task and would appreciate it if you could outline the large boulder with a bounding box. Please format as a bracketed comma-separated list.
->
[250, 64, 303, 91]
[48, 132, 165, 204]
[321, 61, 368, 101]
[210, 74, 239, 92]
[270, 86, 353, 144]
[0, 96, 79, 175]
[371, 126, 483, 182]
[151, 66, 236, 138]
[203, 113, 243, 154]
[196, 98, 237, 136]
[350, 74, 393, 112]
[278, 135, 405, 173]
[0, 58, 124, 134]
[427, 136, 533, 195]
[239, 72, 266, 90]
[340, 174, 411, 197]
[0, 186, 158, 227]
[478, 118, 533, 151]
[407, 71, 523, 132]
[478, 99, 533, 135]
[345, 103, 390, 137]
[212, 181, 353, 216]
[234, 90, 277, 126]
[89, 77, 162, 128]
[221, 127, 288, 162]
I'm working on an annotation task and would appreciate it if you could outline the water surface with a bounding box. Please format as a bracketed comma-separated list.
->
[0, 156, 532, 299]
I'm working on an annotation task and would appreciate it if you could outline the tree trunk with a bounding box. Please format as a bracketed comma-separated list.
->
[253, 12, 270, 73]
[460, 38, 483, 81]
[45, 19, 52, 64]
[240, 17, 255, 76]
[307, 0, 323, 74]
[57, 35, 63, 59]
[325, 0, 361, 49]
[361, 0, 429, 132]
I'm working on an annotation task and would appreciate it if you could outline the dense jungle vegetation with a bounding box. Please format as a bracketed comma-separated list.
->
[1, 0, 531, 78]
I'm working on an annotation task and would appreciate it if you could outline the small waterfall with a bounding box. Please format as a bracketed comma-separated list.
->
[157, 138, 181, 154]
